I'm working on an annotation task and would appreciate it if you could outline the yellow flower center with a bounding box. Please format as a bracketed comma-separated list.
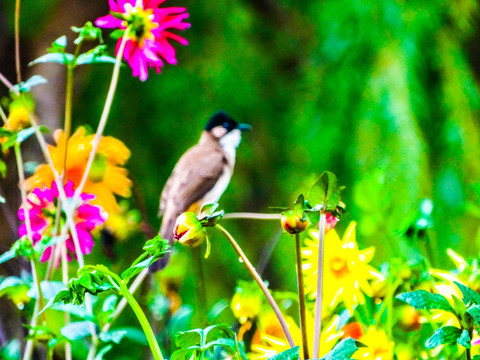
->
[122, 1, 158, 47]
[330, 257, 349, 278]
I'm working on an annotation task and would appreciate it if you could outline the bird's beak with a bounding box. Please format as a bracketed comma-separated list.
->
[237, 123, 252, 132]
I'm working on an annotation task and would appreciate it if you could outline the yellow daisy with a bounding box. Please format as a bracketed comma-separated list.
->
[302, 222, 382, 312]
[249, 311, 342, 359]
[354, 326, 394, 360]
[25, 126, 132, 218]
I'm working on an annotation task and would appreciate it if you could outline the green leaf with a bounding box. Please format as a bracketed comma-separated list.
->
[16, 125, 49, 144]
[321, 338, 363, 360]
[457, 329, 471, 349]
[76, 54, 117, 66]
[425, 326, 462, 349]
[268, 346, 299, 360]
[396, 290, 454, 312]
[467, 305, 480, 326]
[207, 299, 229, 323]
[0, 249, 16, 264]
[205, 324, 235, 343]
[175, 329, 202, 348]
[99, 330, 128, 344]
[48, 36, 67, 53]
[455, 281, 480, 306]
[102, 294, 118, 313]
[472, 355, 480, 360]
[121, 256, 156, 281]
[29, 53, 74, 66]
[61, 321, 96, 341]
[0, 339, 21, 360]
[12, 75, 48, 93]
[310, 171, 342, 211]
[110, 29, 125, 40]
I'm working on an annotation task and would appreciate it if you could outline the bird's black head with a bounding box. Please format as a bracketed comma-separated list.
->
[205, 111, 239, 133]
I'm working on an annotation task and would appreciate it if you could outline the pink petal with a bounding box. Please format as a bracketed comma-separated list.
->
[95, 14, 124, 29]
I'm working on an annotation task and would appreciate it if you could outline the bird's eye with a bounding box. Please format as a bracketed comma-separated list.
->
[223, 122, 229, 129]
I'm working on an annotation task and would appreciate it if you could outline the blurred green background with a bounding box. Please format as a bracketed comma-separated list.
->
[2, 0, 480, 356]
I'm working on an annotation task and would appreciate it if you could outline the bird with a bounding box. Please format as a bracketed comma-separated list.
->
[150, 110, 251, 271]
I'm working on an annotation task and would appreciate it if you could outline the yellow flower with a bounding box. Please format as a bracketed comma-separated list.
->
[3, 94, 33, 132]
[354, 326, 394, 360]
[231, 281, 263, 325]
[249, 311, 342, 359]
[302, 222, 382, 312]
[25, 127, 132, 219]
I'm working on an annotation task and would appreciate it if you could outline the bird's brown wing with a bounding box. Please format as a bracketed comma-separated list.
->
[159, 144, 226, 239]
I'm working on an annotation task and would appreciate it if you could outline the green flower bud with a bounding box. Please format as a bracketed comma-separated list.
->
[281, 210, 310, 234]
[174, 212, 207, 247]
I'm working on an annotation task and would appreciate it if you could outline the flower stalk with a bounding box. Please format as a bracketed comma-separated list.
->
[15, 0, 22, 84]
[215, 224, 295, 348]
[295, 233, 309, 360]
[15, 142, 46, 360]
[89, 266, 164, 360]
[312, 212, 326, 359]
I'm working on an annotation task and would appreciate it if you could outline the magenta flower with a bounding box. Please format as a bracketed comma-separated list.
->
[95, 0, 190, 81]
[18, 180, 107, 263]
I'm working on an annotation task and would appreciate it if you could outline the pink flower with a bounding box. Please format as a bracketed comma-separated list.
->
[18, 180, 107, 263]
[95, 0, 190, 81]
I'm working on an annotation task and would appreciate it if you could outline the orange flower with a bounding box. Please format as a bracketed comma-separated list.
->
[26, 127, 132, 218]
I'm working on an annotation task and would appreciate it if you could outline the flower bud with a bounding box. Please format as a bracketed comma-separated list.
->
[281, 210, 310, 234]
[398, 305, 422, 331]
[174, 212, 206, 247]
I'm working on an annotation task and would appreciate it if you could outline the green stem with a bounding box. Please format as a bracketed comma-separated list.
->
[94, 268, 164, 360]
[72, 28, 130, 205]
[14, 0, 21, 84]
[295, 233, 309, 360]
[215, 224, 295, 348]
[119, 283, 164, 360]
[223, 212, 281, 220]
[193, 247, 208, 326]
[312, 212, 326, 359]
[467, 347, 471, 360]
[15, 143, 46, 360]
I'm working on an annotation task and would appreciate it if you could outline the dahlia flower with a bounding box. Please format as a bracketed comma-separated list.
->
[302, 222, 382, 312]
[25, 127, 131, 219]
[95, 0, 190, 81]
[18, 180, 107, 263]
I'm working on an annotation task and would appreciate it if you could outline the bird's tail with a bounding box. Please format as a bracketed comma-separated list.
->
[149, 212, 177, 272]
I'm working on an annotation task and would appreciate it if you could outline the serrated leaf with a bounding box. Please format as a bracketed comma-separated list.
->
[76, 54, 117, 66]
[48, 36, 67, 53]
[205, 324, 235, 343]
[61, 321, 95, 341]
[455, 281, 480, 306]
[175, 329, 202, 348]
[467, 305, 480, 326]
[396, 290, 454, 312]
[457, 329, 471, 349]
[16, 125, 49, 144]
[12, 75, 48, 92]
[121, 256, 156, 280]
[268, 346, 299, 360]
[321, 338, 363, 360]
[99, 330, 128, 344]
[310, 171, 341, 211]
[29, 53, 74, 66]
[0, 249, 16, 264]
[425, 326, 462, 349]
[102, 295, 118, 313]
